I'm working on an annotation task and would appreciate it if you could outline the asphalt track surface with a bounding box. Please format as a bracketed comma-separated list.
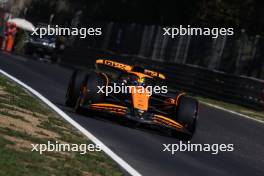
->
[0, 53, 264, 176]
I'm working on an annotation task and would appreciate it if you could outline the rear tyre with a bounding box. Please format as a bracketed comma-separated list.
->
[65, 70, 89, 107]
[175, 96, 198, 139]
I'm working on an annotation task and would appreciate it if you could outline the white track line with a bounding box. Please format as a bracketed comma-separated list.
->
[0, 69, 141, 176]
[200, 101, 264, 124]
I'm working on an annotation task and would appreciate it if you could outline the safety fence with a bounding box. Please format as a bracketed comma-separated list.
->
[76, 22, 264, 80]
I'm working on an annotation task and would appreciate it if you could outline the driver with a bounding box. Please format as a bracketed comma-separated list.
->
[120, 74, 146, 87]
[138, 77, 146, 87]
[131, 77, 146, 87]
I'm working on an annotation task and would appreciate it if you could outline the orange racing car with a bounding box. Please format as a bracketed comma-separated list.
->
[65, 59, 199, 139]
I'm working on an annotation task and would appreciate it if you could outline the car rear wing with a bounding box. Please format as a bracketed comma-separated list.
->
[96, 59, 166, 80]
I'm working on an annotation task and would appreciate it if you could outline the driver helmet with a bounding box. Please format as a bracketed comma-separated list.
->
[138, 77, 146, 87]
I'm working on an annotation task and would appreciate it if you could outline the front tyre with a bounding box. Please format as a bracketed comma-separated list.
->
[65, 70, 89, 107]
[176, 96, 199, 139]
[74, 72, 106, 114]
[81, 71, 106, 103]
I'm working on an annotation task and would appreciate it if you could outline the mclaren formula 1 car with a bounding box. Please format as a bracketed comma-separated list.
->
[65, 59, 199, 139]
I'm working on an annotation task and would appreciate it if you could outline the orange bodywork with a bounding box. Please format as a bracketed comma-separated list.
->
[153, 114, 183, 129]
[92, 59, 184, 130]
[96, 59, 132, 71]
[88, 103, 183, 129]
[96, 59, 166, 80]
[130, 86, 150, 111]
[90, 103, 127, 116]
[144, 69, 166, 80]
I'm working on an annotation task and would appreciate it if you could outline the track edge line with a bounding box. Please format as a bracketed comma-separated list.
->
[201, 101, 264, 124]
[0, 69, 141, 176]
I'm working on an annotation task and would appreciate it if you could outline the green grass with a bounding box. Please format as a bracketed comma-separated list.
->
[195, 96, 264, 121]
[0, 77, 50, 115]
[0, 75, 124, 176]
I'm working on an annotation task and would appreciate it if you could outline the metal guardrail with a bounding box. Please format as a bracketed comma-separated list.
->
[62, 47, 264, 110]
[157, 62, 264, 110]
